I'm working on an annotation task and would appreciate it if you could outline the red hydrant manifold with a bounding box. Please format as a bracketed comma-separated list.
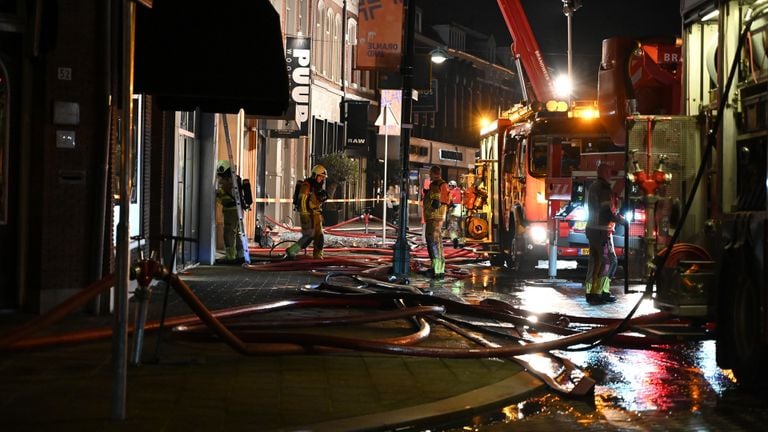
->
[627, 152, 672, 277]
[628, 154, 672, 197]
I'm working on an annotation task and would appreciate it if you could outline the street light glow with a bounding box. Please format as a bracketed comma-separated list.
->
[430, 48, 451, 64]
[554, 74, 573, 98]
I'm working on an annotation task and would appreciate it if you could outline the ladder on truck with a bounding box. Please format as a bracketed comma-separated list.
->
[221, 115, 251, 264]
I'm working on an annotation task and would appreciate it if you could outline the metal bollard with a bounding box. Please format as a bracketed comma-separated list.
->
[363, 207, 371, 234]
[548, 222, 558, 279]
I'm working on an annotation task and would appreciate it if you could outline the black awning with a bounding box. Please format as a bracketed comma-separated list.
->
[134, 0, 288, 115]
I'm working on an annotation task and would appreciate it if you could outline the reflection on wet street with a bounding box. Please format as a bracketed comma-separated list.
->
[443, 266, 768, 431]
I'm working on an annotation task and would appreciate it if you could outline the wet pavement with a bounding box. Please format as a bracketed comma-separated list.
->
[448, 265, 768, 431]
[2, 244, 768, 431]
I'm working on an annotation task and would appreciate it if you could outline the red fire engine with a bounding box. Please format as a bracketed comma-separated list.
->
[468, 1, 682, 271]
[486, 0, 768, 388]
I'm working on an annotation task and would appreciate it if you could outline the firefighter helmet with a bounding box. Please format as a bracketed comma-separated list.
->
[216, 160, 231, 175]
[448, 180, 458, 187]
[311, 164, 328, 178]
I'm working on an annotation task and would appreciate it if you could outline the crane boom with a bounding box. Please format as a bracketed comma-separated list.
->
[496, 0, 554, 102]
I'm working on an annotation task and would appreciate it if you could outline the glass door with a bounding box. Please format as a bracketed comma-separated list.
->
[174, 115, 200, 271]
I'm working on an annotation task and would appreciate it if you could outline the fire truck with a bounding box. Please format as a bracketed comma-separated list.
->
[473, 101, 620, 268]
[465, 1, 684, 271]
[477, 0, 767, 389]
[464, 1, 603, 268]
[623, 0, 767, 387]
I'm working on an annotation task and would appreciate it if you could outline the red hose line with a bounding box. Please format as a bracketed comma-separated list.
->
[166, 274, 441, 356]
[175, 305, 445, 331]
[657, 243, 712, 268]
[324, 215, 365, 230]
[479, 298, 674, 326]
[175, 313, 435, 348]
[206, 323, 620, 358]
[3, 261, 685, 356]
[431, 316, 595, 396]
[169, 271, 626, 357]
[0, 274, 115, 349]
[172, 317, 433, 356]
[2, 295, 390, 351]
[225, 318, 433, 347]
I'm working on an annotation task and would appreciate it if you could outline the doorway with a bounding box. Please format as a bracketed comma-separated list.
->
[174, 113, 200, 271]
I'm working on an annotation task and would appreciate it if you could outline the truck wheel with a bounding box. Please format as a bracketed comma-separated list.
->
[727, 269, 768, 389]
[717, 215, 768, 390]
[497, 213, 520, 270]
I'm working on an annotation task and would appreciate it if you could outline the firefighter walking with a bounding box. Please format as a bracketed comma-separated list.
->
[286, 165, 329, 259]
[423, 166, 451, 279]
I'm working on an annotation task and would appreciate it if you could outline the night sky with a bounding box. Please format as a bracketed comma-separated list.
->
[419, 0, 682, 97]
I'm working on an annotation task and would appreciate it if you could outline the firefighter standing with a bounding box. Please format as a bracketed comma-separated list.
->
[446, 180, 465, 248]
[423, 166, 451, 279]
[585, 163, 626, 304]
[286, 165, 328, 259]
[215, 160, 246, 265]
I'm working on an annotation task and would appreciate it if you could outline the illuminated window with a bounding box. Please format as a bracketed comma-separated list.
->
[347, 19, 358, 87]
[314, 1, 325, 72]
[325, 8, 333, 77]
[283, 0, 295, 35]
[298, 0, 308, 35]
[333, 13, 341, 82]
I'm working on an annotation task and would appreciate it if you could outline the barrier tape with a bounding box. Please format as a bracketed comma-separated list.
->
[250, 197, 423, 205]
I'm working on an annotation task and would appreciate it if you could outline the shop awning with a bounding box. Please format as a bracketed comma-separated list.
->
[134, 0, 288, 115]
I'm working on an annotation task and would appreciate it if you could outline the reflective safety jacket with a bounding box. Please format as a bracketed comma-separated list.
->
[423, 179, 450, 221]
[216, 177, 238, 210]
[297, 178, 325, 215]
[586, 177, 621, 231]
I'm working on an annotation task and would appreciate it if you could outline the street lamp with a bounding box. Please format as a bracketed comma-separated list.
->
[429, 47, 451, 64]
[554, 73, 573, 99]
[393, 0, 416, 276]
[562, 0, 581, 103]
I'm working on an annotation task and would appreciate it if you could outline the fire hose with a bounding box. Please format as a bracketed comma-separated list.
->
[0, 257, 707, 398]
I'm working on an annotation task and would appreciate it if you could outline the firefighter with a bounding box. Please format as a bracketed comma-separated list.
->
[585, 163, 626, 304]
[286, 164, 328, 259]
[446, 180, 465, 248]
[215, 160, 245, 265]
[423, 166, 451, 279]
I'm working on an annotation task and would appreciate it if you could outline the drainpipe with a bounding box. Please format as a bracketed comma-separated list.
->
[90, 0, 113, 316]
[341, 0, 347, 100]
[112, 0, 135, 420]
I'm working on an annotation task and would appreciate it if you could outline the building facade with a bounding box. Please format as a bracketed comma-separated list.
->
[0, 0, 519, 314]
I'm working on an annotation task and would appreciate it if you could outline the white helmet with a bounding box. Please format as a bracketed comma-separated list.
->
[448, 180, 458, 187]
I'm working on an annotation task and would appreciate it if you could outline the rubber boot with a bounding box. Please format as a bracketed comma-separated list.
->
[434, 258, 445, 279]
[584, 281, 603, 304]
[225, 246, 236, 260]
[286, 243, 301, 259]
[313, 249, 324, 259]
[599, 277, 616, 302]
